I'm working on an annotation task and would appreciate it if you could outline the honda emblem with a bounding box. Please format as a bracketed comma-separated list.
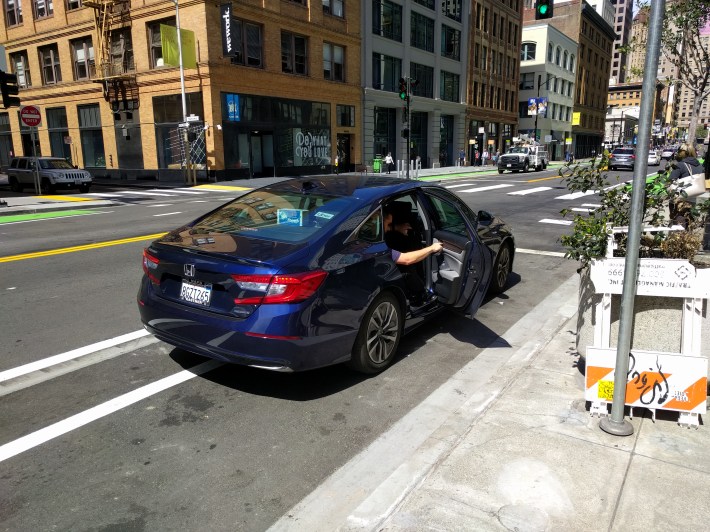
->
[184, 264, 196, 278]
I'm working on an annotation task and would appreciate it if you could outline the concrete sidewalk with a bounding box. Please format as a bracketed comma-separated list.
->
[269, 273, 710, 532]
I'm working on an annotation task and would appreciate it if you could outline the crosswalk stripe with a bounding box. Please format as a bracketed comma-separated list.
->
[508, 186, 553, 195]
[445, 183, 478, 189]
[458, 184, 514, 193]
[555, 190, 596, 200]
[115, 190, 174, 197]
[85, 192, 123, 198]
[571, 207, 594, 213]
[158, 188, 206, 194]
[539, 219, 573, 225]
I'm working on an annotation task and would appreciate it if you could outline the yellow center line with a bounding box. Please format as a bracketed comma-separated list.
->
[0, 233, 167, 263]
[526, 175, 564, 183]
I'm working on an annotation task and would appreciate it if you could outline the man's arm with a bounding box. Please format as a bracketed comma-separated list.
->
[394, 242, 443, 266]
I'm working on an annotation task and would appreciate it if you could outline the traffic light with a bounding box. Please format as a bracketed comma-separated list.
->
[398, 77, 408, 101]
[535, 0, 553, 20]
[0, 71, 21, 108]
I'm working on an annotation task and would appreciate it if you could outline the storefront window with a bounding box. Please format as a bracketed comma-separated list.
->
[373, 106, 395, 159]
[47, 107, 72, 163]
[153, 92, 204, 169]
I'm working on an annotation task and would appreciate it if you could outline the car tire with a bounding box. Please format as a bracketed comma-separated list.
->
[79, 184, 91, 193]
[347, 292, 402, 374]
[489, 243, 513, 295]
[498, 168, 504, 174]
[9, 177, 22, 192]
[41, 178, 55, 194]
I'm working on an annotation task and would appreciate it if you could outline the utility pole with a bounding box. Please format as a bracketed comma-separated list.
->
[399, 76, 416, 179]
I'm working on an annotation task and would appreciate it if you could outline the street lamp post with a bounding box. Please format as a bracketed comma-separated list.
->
[617, 110, 625, 145]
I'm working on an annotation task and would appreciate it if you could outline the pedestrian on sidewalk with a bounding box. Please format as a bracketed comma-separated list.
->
[385, 152, 394, 174]
[475, 151, 480, 166]
[482, 149, 489, 166]
[459, 148, 465, 166]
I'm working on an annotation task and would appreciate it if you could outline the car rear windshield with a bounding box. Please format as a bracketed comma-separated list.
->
[192, 189, 356, 243]
[39, 159, 74, 169]
[613, 149, 634, 155]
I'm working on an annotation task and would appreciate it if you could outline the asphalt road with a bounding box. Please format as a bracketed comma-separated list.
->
[0, 166, 645, 530]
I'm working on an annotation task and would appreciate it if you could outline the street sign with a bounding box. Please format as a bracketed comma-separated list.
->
[186, 114, 200, 122]
[20, 105, 41, 127]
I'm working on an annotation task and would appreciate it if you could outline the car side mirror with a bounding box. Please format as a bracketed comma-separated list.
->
[478, 210, 493, 224]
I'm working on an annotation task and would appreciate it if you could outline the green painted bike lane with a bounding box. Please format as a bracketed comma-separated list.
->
[0, 210, 101, 224]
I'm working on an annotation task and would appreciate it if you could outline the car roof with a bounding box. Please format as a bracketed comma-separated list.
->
[264, 175, 430, 203]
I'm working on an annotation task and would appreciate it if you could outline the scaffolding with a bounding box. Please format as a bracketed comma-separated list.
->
[83, 0, 138, 108]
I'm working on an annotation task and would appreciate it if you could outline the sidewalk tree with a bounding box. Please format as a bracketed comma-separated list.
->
[657, 0, 710, 144]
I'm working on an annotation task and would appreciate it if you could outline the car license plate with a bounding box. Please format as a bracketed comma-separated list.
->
[507, 164, 512, 167]
[179, 280, 212, 306]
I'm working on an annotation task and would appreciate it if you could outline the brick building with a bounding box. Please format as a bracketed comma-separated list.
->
[1, 0, 363, 180]
[524, 0, 615, 158]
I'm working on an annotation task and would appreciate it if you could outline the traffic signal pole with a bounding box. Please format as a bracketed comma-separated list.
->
[406, 77, 411, 180]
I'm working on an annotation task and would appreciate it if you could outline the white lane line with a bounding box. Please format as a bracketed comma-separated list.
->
[85, 192, 123, 198]
[147, 204, 173, 208]
[516, 248, 566, 257]
[581, 203, 601, 208]
[458, 184, 514, 193]
[571, 207, 594, 212]
[117, 190, 174, 197]
[190, 200, 209, 203]
[0, 330, 149, 383]
[539, 218, 573, 225]
[507, 186, 553, 195]
[444, 183, 478, 189]
[0, 360, 223, 463]
[153, 212, 181, 217]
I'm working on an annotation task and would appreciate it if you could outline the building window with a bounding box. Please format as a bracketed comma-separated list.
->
[441, 0, 461, 22]
[372, 52, 401, 92]
[39, 44, 62, 85]
[47, 107, 72, 163]
[148, 18, 176, 68]
[5, 0, 22, 25]
[413, 0, 434, 8]
[10, 51, 31, 88]
[66, 0, 81, 10]
[372, 0, 402, 42]
[411, 12, 434, 52]
[519, 72, 534, 90]
[32, 0, 52, 18]
[563, 50, 569, 69]
[71, 37, 94, 80]
[410, 62, 433, 98]
[439, 70, 459, 102]
[520, 42, 536, 61]
[336, 104, 354, 127]
[110, 28, 135, 75]
[323, 43, 344, 81]
[281, 32, 308, 75]
[231, 20, 263, 67]
[570, 55, 575, 73]
[482, 46, 488, 70]
[78, 104, 106, 167]
[518, 101, 528, 118]
[322, 0, 343, 17]
[547, 43, 554, 62]
[441, 25, 460, 60]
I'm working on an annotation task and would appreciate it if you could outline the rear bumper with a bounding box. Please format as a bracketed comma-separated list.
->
[138, 278, 357, 372]
[498, 159, 526, 170]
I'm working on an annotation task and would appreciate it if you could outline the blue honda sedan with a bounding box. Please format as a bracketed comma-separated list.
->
[138, 176, 515, 374]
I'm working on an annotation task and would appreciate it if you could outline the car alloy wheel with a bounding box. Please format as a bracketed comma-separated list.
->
[348, 292, 402, 374]
[490, 244, 512, 295]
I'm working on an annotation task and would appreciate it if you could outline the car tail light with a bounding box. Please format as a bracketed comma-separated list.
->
[232, 270, 328, 305]
[630, 155, 636, 159]
[142, 249, 160, 284]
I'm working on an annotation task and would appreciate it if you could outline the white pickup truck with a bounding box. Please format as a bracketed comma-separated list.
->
[497, 145, 549, 174]
[7, 156, 92, 193]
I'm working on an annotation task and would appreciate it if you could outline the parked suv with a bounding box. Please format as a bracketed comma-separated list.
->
[7, 157, 92, 193]
[608, 148, 636, 171]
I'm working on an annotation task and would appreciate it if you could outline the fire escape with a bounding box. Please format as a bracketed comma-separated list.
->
[84, 0, 138, 110]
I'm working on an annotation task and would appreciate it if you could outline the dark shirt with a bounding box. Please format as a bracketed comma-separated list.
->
[669, 157, 703, 181]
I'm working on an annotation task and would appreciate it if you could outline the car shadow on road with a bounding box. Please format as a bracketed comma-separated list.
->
[168, 348, 371, 400]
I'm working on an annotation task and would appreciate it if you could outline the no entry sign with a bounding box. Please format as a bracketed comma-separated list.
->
[20, 105, 42, 127]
